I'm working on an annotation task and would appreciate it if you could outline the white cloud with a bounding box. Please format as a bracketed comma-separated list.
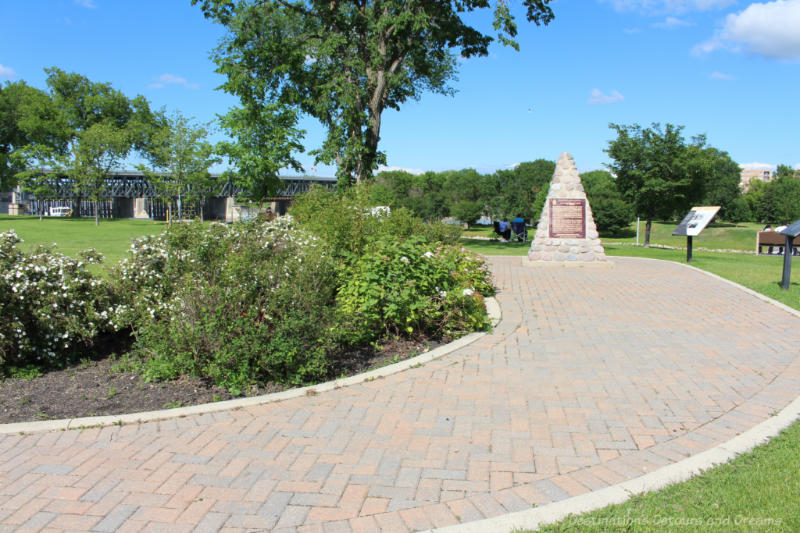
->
[148, 73, 199, 90]
[377, 165, 424, 175]
[588, 88, 625, 104]
[603, 0, 733, 14]
[0, 64, 15, 79]
[623, 27, 643, 33]
[740, 162, 776, 170]
[74, 0, 96, 8]
[654, 16, 693, 28]
[694, 0, 800, 59]
[709, 71, 735, 79]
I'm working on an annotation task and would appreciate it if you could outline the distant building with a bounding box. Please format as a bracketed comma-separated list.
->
[739, 168, 773, 191]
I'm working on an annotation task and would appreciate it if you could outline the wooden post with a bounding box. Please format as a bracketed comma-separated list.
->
[686, 236, 693, 263]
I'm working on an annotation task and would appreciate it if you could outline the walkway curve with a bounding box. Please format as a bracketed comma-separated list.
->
[2, 256, 800, 532]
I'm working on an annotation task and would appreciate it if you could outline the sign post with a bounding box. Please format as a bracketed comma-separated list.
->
[778, 220, 800, 290]
[672, 206, 720, 262]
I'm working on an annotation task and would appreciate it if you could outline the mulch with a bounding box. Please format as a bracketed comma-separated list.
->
[0, 337, 441, 424]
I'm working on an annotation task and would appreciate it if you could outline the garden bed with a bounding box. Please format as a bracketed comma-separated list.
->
[0, 337, 440, 424]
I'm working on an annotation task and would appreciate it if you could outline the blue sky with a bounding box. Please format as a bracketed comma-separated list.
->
[1, 0, 798, 176]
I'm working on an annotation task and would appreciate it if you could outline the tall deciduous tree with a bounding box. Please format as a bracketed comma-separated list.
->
[194, 0, 554, 185]
[76, 121, 135, 226]
[0, 81, 56, 191]
[140, 111, 220, 222]
[690, 146, 742, 221]
[13, 68, 156, 224]
[216, 105, 304, 203]
[605, 123, 703, 246]
[580, 169, 633, 236]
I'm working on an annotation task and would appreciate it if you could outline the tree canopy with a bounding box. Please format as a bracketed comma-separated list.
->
[11, 67, 159, 224]
[193, 0, 555, 185]
[606, 123, 705, 246]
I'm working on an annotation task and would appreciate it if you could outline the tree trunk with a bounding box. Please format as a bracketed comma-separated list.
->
[644, 217, 652, 247]
[200, 196, 205, 222]
[95, 200, 99, 226]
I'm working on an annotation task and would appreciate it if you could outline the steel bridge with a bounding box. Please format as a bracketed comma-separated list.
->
[19, 172, 337, 220]
[37, 171, 336, 199]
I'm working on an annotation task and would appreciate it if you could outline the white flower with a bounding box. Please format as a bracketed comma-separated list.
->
[400, 256, 409, 264]
[423, 251, 434, 259]
[462, 288, 474, 296]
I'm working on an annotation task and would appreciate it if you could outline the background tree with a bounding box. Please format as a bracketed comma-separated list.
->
[194, 0, 554, 185]
[757, 166, 800, 224]
[689, 146, 742, 221]
[140, 111, 220, 222]
[742, 177, 769, 223]
[606, 123, 703, 246]
[450, 199, 483, 228]
[0, 81, 57, 191]
[12, 68, 156, 224]
[580, 169, 634, 236]
[217, 105, 304, 204]
[75, 121, 135, 225]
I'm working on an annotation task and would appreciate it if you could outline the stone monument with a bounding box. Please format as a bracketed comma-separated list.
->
[527, 152, 607, 263]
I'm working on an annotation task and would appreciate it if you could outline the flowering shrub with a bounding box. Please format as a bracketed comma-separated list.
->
[0, 230, 117, 367]
[335, 237, 495, 344]
[113, 218, 339, 392]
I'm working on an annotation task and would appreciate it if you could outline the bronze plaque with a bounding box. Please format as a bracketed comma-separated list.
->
[549, 198, 586, 238]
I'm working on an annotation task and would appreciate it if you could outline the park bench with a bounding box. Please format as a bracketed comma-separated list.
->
[757, 231, 800, 255]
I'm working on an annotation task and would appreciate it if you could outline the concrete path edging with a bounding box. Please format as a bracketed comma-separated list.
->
[426, 256, 800, 533]
[0, 297, 501, 436]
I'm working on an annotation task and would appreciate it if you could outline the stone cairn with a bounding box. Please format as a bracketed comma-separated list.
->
[527, 152, 607, 263]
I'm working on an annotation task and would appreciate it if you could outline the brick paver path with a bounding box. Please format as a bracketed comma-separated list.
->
[2, 256, 800, 532]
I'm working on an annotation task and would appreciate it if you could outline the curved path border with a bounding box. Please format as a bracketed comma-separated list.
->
[0, 297, 502, 437]
[1, 256, 799, 532]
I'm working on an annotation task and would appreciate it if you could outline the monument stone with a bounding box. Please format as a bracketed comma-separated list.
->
[527, 152, 607, 263]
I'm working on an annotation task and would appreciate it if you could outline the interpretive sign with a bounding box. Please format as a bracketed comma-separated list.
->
[549, 198, 586, 238]
[672, 206, 720, 237]
[672, 206, 720, 263]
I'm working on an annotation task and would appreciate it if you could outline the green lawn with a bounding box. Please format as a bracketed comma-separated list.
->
[530, 419, 800, 532]
[0, 215, 165, 266]
[603, 220, 763, 251]
[464, 220, 764, 251]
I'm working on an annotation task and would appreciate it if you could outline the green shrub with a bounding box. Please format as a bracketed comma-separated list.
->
[290, 184, 461, 259]
[0, 230, 117, 368]
[335, 237, 494, 345]
[114, 218, 338, 392]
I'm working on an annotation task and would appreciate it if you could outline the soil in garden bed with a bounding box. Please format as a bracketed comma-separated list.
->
[0, 337, 443, 424]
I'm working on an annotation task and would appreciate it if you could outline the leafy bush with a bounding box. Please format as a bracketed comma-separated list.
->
[0, 230, 117, 368]
[335, 237, 494, 345]
[290, 184, 461, 259]
[114, 218, 339, 392]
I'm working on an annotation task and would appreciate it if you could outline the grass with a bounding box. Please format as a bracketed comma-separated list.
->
[465, 220, 764, 251]
[527, 419, 800, 532]
[606, 220, 764, 251]
[0, 215, 165, 266]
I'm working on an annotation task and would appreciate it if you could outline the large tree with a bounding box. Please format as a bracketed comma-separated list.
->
[0, 81, 55, 191]
[605, 123, 704, 246]
[13, 68, 157, 224]
[140, 111, 220, 221]
[194, 0, 554, 185]
[689, 146, 742, 221]
[580, 169, 633, 236]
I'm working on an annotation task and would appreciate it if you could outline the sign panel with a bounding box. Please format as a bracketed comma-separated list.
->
[672, 206, 720, 237]
[549, 198, 586, 238]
